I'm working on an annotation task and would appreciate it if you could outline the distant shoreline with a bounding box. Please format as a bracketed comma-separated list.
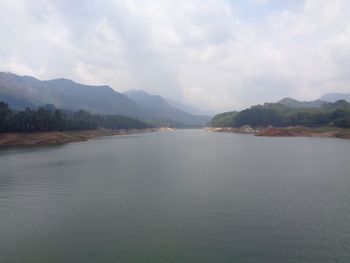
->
[206, 126, 350, 139]
[0, 128, 157, 147]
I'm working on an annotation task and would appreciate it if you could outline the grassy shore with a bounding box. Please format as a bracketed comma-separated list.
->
[206, 126, 350, 139]
[0, 128, 157, 147]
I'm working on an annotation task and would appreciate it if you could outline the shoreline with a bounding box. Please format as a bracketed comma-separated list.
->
[206, 126, 350, 139]
[0, 128, 158, 147]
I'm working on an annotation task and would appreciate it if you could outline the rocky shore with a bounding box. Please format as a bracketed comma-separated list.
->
[0, 128, 157, 147]
[206, 126, 350, 139]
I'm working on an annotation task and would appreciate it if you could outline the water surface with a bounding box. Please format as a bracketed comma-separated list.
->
[1, 130, 350, 262]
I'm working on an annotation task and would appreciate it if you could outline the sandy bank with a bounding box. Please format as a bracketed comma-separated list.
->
[205, 126, 258, 134]
[0, 128, 157, 147]
[159, 127, 176, 131]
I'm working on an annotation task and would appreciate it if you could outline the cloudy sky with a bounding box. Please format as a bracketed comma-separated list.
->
[1, 0, 350, 111]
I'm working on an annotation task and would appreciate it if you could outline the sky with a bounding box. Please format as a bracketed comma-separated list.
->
[1, 0, 350, 112]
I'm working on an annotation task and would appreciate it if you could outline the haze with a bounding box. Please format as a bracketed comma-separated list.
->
[1, 0, 350, 111]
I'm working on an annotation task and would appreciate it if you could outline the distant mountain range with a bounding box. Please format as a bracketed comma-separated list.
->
[124, 90, 210, 126]
[0, 72, 210, 127]
[278, 93, 350, 108]
[165, 98, 216, 117]
[319, 93, 350, 102]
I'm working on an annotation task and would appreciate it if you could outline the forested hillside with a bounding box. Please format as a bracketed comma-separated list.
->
[211, 111, 237, 127]
[211, 100, 350, 128]
[0, 72, 209, 127]
[0, 102, 149, 133]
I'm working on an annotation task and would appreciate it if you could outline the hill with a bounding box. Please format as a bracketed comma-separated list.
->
[277, 97, 325, 108]
[210, 111, 237, 127]
[0, 72, 151, 119]
[211, 100, 350, 128]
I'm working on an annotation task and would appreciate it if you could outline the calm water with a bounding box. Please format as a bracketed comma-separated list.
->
[1, 130, 350, 263]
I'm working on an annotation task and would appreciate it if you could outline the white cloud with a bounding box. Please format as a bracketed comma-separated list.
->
[0, 0, 350, 111]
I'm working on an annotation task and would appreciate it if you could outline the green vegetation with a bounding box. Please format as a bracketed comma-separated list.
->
[211, 111, 237, 127]
[66, 110, 150, 130]
[210, 100, 350, 128]
[0, 101, 149, 133]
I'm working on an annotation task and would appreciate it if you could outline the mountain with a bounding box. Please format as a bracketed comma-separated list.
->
[124, 90, 210, 126]
[277, 97, 326, 108]
[319, 93, 350, 102]
[0, 72, 210, 126]
[0, 72, 151, 119]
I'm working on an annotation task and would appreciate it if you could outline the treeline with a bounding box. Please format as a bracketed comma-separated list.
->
[66, 110, 150, 130]
[0, 102, 149, 133]
[211, 111, 238, 127]
[211, 100, 350, 128]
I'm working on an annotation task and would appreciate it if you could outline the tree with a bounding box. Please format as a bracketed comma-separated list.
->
[0, 101, 150, 133]
[0, 102, 12, 132]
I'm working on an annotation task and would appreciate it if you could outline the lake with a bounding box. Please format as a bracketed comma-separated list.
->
[1, 130, 350, 262]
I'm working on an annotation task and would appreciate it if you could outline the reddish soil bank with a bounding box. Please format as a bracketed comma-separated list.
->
[256, 127, 350, 139]
[206, 126, 350, 139]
